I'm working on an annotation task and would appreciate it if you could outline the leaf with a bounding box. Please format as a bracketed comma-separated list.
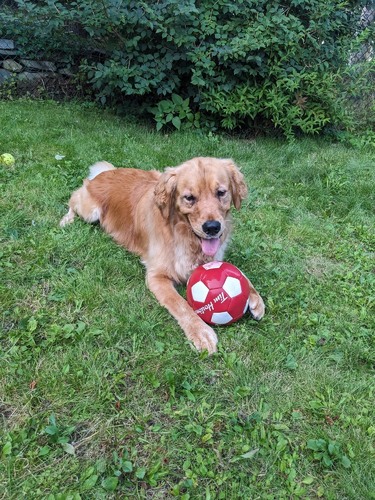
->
[172, 116, 181, 130]
[285, 353, 298, 370]
[322, 453, 333, 467]
[273, 423, 290, 431]
[235, 386, 251, 397]
[96, 458, 107, 473]
[328, 441, 337, 455]
[63, 324, 75, 337]
[240, 448, 259, 459]
[28, 317, 38, 333]
[302, 476, 315, 484]
[76, 321, 86, 334]
[328, 351, 343, 363]
[82, 474, 98, 490]
[136, 467, 146, 479]
[2, 442, 12, 456]
[158, 100, 171, 112]
[341, 455, 351, 468]
[82, 466, 95, 479]
[201, 433, 213, 443]
[185, 390, 196, 401]
[317, 485, 325, 497]
[122, 460, 133, 473]
[155, 341, 164, 353]
[38, 445, 51, 457]
[62, 442, 75, 455]
[292, 411, 303, 420]
[44, 425, 58, 436]
[102, 476, 119, 491]
[307, 439, 326, 451]
[172, 93, 183, 105]
[276, 436, 288, 452]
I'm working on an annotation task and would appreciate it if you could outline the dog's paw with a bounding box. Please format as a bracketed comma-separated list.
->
[60, 216, 71, 227]
[59, 209, 75, 227]
[249, 294, 265, 321]
[192, 325, 218, 355]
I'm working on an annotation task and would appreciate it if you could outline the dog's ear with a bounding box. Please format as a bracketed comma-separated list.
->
[154, 167, 178, 218]
[226, 161, 248, 209]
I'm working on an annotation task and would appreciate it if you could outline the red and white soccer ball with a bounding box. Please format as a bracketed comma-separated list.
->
[186, 261, 250, 325]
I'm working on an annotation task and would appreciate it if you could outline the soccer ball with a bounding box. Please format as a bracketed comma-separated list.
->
[186, 261, 250, 325]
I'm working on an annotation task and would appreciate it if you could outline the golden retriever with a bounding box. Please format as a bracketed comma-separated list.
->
[60, 157, 264, 353]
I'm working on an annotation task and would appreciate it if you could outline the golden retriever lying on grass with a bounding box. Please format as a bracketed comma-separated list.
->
[60, 157, 264, 353]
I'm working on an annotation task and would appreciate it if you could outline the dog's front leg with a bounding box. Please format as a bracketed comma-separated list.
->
[246, 277, 265, 320]
[146, 272, 218, 354]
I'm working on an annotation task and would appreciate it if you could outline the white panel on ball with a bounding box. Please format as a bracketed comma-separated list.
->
[222, 276, 242, 298]
[191, 281, 210, 302]
[211, 312, 233, 325]
[203, 261, 223, 270]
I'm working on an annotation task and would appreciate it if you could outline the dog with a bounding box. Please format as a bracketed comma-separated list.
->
[60, 157, 265, 353]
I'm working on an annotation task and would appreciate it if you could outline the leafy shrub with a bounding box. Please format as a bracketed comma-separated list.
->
[1, 0, 370, 137]
[148, 94, 201, 131]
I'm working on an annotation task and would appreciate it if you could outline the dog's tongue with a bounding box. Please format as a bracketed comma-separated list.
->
[201, 238, 221, 256]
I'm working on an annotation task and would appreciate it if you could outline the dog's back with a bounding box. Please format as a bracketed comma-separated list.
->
[60, 162, 163, 258]
[87, 167, 162, 255]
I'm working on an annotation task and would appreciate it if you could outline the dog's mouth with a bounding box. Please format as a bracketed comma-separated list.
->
[189, 218, 223, 257]
[200, 237, 221, 257]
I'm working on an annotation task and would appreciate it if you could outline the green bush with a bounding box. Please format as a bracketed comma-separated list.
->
[1, 0, 370, 137]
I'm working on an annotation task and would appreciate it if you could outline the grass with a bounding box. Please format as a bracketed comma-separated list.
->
[1, 100, 374, 499]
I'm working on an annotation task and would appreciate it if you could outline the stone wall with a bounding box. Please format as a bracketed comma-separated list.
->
[0, 38, 78, 98]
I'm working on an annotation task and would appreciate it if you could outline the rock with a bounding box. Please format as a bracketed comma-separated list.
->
[3, 59, 23, 73]
[0, 68, 13, 83]
[41, 61, 57, 72]
[18, 72, 52, 82]
[0, 49, 18, 56]
[20, 59, 57, 72]
[0, 39, 15, 50]
[58, 67, 74, 76]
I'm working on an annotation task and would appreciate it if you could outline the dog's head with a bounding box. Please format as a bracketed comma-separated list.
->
[154, 157, 248, 256]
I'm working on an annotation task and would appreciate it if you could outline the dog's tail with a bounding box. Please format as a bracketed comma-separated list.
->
[87, 161, 116, 180]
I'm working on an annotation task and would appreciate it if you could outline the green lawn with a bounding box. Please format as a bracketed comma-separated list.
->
[1, 100, 374, 499]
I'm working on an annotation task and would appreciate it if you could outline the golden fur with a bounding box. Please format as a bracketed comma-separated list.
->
[60, 157, 264, 353]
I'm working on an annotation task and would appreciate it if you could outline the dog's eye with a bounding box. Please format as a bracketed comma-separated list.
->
[184, 194, 196, 203]
[217, 189, 227, 198]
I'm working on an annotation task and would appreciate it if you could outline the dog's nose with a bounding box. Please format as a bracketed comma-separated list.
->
[202, 220, 221, 236]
